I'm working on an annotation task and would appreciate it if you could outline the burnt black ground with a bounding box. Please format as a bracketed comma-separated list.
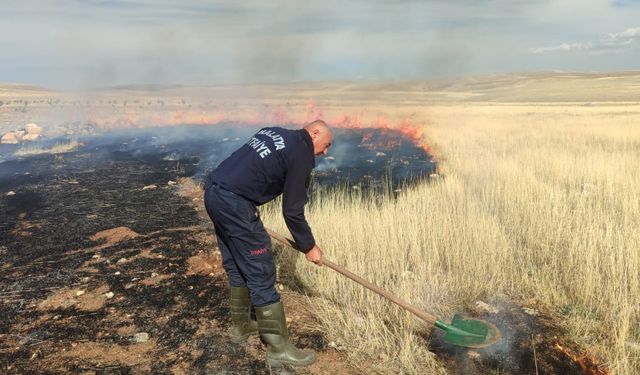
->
[0, 125, 435, 374]
[0, 136, 264, 373]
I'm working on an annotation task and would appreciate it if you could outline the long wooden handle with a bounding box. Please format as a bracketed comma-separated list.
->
[266, 228, 438, 326]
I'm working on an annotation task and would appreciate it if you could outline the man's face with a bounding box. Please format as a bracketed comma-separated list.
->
[313, 131, 332, 157]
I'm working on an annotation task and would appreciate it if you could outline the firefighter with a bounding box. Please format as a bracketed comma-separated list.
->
[203, 120, 332, 367]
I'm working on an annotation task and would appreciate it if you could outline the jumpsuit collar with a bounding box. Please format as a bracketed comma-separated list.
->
[300, 129, 315, 167]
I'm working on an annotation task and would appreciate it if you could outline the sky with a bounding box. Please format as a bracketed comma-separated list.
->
[1, 0, 639, 89]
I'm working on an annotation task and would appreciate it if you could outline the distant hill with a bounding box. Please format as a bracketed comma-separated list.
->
[2, 71, 640, 102]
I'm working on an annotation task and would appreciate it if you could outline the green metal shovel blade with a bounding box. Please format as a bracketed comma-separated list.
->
[435, 314, 501, 348]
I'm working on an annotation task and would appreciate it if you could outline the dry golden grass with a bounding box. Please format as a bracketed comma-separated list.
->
[262, 104, 640, 374]
[14, 140, 80, 156]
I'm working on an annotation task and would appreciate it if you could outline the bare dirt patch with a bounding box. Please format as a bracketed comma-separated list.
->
[140, 273, 173, 286]
[11, 220, 43, 237]
[116, 324, 138, 337]
[37, 288, 78, 311]
[186, 250, 221, 276]
[36, 284, 110, 312]
[139, 247, 163, 259]
[89, 226, 138, 247]
[59, 340, 157, 369]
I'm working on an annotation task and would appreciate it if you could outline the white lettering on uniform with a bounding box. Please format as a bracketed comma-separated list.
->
[257, 129, 286, 151]
[259, 147, 271, 158]
[246, 136, 273, 158]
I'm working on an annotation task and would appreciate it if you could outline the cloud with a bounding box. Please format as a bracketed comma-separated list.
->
[526, 26, 639, 55]
[607, 27, 640, 40]
[1, 0, 640, 88]
[527, 42, 592, 54]
[612, 0, 640, 7]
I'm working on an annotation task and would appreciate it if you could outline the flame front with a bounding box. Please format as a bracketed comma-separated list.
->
[88, 99, 436, 160]
[554, 343, 609, 375]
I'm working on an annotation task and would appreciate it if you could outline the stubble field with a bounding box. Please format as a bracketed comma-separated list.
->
[263, 102, 640, 374]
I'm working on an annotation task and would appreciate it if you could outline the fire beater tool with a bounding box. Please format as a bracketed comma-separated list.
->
[266, 228, 502, 348]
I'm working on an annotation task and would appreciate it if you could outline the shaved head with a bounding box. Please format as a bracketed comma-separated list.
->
[304, 120, 333, 157]
[304, 120, 331, 134]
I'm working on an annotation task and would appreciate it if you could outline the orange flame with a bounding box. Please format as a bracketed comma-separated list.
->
[554, 343, 609, 375]
[89, 99, 436, 161]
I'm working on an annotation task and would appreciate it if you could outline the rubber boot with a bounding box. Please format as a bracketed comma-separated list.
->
[256, 301, 316, 367]
[229, 286, 258, 343]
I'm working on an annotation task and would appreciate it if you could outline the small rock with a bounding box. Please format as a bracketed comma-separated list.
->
[5, 191, 16, 196]
[76, 290, 85, 297]
[150, 272, 158, 278]
[124, 283, 135, 289]
[81, 277, 91, 282]
[142, 184, 157, 190]
[277, 284, 284, 291]
[1, 131, 20, 144]
[22, 133, 40, 142]
[132, 332, 149, 343]
[467, 351, 481, 360]
[104, 292, 114, 299]
[376, 151, 386, 157]
[117, 258, 128, 264]
[167, 180, 176, 186]
[523, 307, 539, 316]
[114, 271, 121, 276]
[188, 286, 194, 290]
[475, 301, 499, 314]
[25, 123, 43, 136]
[92, 254, 101, 259]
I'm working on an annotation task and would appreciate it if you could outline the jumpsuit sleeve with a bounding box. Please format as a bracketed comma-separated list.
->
[282, 150, 316, 253]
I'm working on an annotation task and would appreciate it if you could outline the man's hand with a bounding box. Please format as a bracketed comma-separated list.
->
[305, 245, 323, 266]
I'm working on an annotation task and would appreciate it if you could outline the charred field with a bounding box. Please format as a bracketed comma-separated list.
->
[0, 124, 435, 374]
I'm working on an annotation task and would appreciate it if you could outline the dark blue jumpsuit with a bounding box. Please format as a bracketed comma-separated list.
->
[204, 127, 316, 307]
